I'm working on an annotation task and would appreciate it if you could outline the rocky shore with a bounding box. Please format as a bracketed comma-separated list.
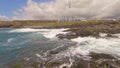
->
[56, 20, 120, 39]
[1, 20, 120, 39]
[1, 20, 120, 68]
[9, 52, 120, 68]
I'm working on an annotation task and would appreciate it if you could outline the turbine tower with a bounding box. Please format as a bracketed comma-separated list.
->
[57, 0, 71, 23]
[67, 0, 71, 8]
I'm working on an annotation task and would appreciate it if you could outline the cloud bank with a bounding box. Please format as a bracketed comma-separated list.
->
[13, 0, 120, 20]
[0, 15, 10, 21]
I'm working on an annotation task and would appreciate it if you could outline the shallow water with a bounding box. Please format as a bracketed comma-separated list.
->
[0, 28, 120, 68]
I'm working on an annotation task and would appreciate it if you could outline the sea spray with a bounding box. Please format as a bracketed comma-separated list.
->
[9, 28, 67, 38]
[71, 37, 120, 58]
[0, 28, 120, 68]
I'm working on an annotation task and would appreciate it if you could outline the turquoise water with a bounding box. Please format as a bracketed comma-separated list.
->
[0, 28, 120, 68]
[0, 28, 74, 68]
[0, 28, 46, 67]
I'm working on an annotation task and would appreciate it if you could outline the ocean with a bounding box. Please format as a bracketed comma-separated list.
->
[0, 28, 120, 68]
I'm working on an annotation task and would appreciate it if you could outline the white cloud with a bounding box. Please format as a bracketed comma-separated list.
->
[13, 0, 120, 20]
[0, 15, 10, 21]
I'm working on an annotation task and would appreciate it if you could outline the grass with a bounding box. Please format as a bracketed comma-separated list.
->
[2, 20, 119, 68]
[0, 20, 120, 28]
[0, 20, 120, 38]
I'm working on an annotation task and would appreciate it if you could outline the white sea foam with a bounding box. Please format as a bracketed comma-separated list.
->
[9, 28, 67, 39]
[59, 59, 73, 68]
[99, 33, 107, 37]
[9, 28, 120, 59]
[7, 38, 15, 43]
[9, 28, 42, 33]
[99, 33, 120, 38]
[40, 29, 67, 39]
[113, 33, 120, 38]
[55, 45, 91, 60]
[71, 37, 120, 57]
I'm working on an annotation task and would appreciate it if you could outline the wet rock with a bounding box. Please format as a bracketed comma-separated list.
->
[62, 66, 67, 68]
[106, 33, 113, 37]
[72, 59, 90, 68]
[56, 34, 66, 39]
[56, 32, 77, 39]
[92, 32, 100, 38]
[46, 62, 61, 68]
[90, 53, 116, 60]
[49, 51, 59, 54]
[71, 53, 120, 68]
[104, 33, 119, 38]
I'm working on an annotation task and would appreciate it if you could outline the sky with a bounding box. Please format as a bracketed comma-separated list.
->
[0, 0, 120, 21]
[0, 0, 50, 19]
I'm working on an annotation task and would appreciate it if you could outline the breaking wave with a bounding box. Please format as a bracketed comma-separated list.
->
[71, 37, 120, 58]
[8, 28, 67, 39]
[0, 28, 120, 68]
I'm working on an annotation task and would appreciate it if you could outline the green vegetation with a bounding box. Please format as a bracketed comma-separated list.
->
[1, 20, 119, 68]
[0, 20, 120, 38]
[0, 20, 120, 28]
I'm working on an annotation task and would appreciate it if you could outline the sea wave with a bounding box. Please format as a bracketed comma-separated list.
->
[9, 28, 67, 39]
[40, 29, 67, 39]
[1, 28, 120, 68]
[71, 37, 120, 58]
[8, 28, 42, 33]
[30, 36, 120, 68]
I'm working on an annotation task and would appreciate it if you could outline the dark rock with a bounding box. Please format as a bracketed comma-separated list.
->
[107, 33, 113, 37]
[105, 33, 118, 38]
[90, 53, 115, 60]
[92, 32, 100, 38]
[56, 34, 66, 39]
[56, 32, 77, 39]
[62, 66, 67, 68]
[72, 60, 90, 68]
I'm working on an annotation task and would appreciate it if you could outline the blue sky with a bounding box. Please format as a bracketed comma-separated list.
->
[0, 0, 119, 20]
[0, 0, 51, 18]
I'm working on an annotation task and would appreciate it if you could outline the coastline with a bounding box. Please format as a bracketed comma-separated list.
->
[0, 26, 120, 68]
[0, 20, 120, 39]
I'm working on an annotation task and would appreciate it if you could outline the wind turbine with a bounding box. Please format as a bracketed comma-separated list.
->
[67, 0, 78, 22]
[66, 0, 71, 22]
[67, 0, 71, 8]
[57, 0, 71, 23]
